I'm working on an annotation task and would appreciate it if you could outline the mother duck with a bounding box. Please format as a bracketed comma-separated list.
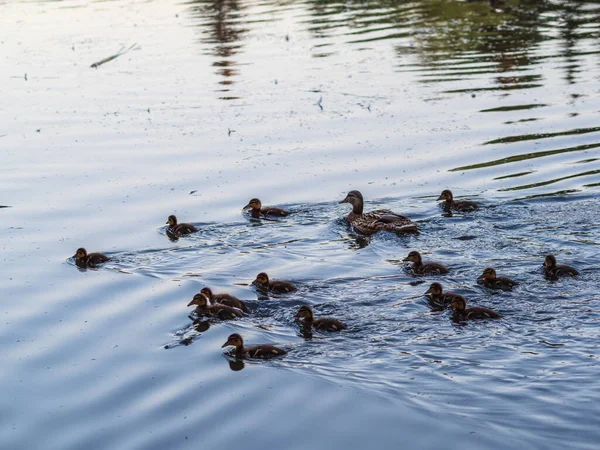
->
[339, 190, 417, 235]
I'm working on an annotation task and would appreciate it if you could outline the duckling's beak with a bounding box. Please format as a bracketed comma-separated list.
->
[295, 312, 302, 319]
[242, 203, 251, 210]
[402, 257, 410, 262]
[221, 340, 232, 348]
[165, 221, 169, 224]
[477, 274, 485, 281]
[436, 195, 443, 201]
[187, 299, 196, 307]
[424, 288, 433, 295]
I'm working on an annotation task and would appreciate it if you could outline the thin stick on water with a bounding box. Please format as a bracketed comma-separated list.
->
[90, 43, 140, 69]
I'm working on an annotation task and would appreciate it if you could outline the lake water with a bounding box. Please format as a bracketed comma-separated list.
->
[2, 0, 600, 449]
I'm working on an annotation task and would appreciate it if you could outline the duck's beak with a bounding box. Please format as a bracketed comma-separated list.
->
[221, 340, 232, 348]
[242, 203, 251, 210]
[295, 312, 302, 319]
[187, 299, 196, 307]
[477, 274, 485, 281]
[402, 257, 410, 262]
[424, 288, 433, 295]
[165, 221, 169, 224]
[339, 197, 348, 204]
[436, 195, 443, 201]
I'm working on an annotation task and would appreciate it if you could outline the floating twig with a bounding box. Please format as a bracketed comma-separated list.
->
[90, 43, 140, 69]
[315, 96, 323, 111]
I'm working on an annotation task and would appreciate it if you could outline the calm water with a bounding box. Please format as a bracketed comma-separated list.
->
[2, 0, 600, 448]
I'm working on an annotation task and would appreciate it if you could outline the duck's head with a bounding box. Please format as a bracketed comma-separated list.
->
[253, 272, 269, 286]
[74, 248, 87, 260]
[544, 254, 557, 269]
[478, 267, 497, 281]
[437, 190, 453, 201]
[450, 296, 467, 313]
[403, 251, 422, 263]
[339, 190, 364, 206]
[166, 215, 178, 226]
[199, 287, 213, 299]
[222, 333, 244, 349]
[243, 198, 262, 210]
[424, 282, 443, 296]
[187, 293, 210, 307]
[295, 305, 314, 320]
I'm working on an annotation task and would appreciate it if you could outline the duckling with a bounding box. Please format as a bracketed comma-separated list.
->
[450, 296, 501, 319]
[339, 190, 417, 235]
[477, 267, 518, 290]
[222, 333, 287, 359]
[187, 293, 243, 320]
[73, 247, 109, 268]
[243, 198, 290, 219]
[403, 251, 449, 275]
[200, 287, 249, 313]
[437, 190, 478, 212]
[166, 215, 198, 235]
[295, 305, 347, 332]
[253, 272, 297, 294]
[424, 282, 462, 307]
[544, 255, 579, 279]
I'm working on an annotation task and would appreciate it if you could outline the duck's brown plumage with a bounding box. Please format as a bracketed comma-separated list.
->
[437, 190, 478, 212]
[424, 282, 461, 307]
[200, 287, 249, 313]
[187, 293, 243, 320]
[544, 255, 579, 279]
[74, 248, 109, 268]
[339, 190, 417, 235]
[295, 306, 347, 332]
[166, 215, 198, 235]
[450, 296, 501, 320]
[253, 272, 297, 294]
[222, 333, 287, 359]
[243, 198, 290, 219]
[403, 251, 449, 275]
[477, 268, 518, 290]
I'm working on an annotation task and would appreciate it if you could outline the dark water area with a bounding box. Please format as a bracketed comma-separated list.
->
[2, 0, 600, 449]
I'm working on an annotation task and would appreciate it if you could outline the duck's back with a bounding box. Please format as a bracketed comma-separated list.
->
[270, 280, 297, 293]
[416, 262, 449, 275]
[245, 345, 287, 359]
[313, 318, 347, 332]
[350, 209, 417, 235]
[262, 207, 290, 217]
[465, 307, 501, 319]
[86, 253, 109, 267]
[212, 293, 249, 312]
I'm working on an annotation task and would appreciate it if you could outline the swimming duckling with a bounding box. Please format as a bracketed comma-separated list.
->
[187, 293, 243, 320]
[295, 305, 347, 332]
[437, 190, 478, 212]
[222, 333, 287, 359]
[339, 190, 417, 235]
[544, 255, 579, 279]
[243, 198, 290, 219]
[200, 287, 249, 313]
[74, 247, 109, 268]
[477, 267, 518, 290]
[166, 215, 198, 235]
[253, 272, 297, 294]
[450, 296, 501, 320]
[403, 251, 449, 275]
[424, 282, 462, 307]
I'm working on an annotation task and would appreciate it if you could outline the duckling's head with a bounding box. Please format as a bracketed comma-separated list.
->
[339, 190, 364, 206]
[544, 254, 557, 268]
[403, 251, 422, 263]
[254, 272, 269, 286]
[222, 333, 244, 349]
[295, 305, 314, 320]
[437, 190, 453, 201]
[166, 215, 178, 226]
[424, 282, 443, 296]
[450, 296, 467, 313]
[243, 198, 262, 210]
[74, 248, 87, 260]
[478, 267, 497, 280]
[199, 287, 213, 299]
[187, 293, 210, 307]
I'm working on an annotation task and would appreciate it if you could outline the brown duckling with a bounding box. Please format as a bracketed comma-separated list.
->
[450, 296, 501, 320]
[437, 190, 478, 212]
[424, 282, 463, 307]
[403, 251, 449, 275]
[295, 305, 347, 332]
[200, 287, 249, 313]
[222, 333, 287, 359]
[187, 293, 243, 320]
[339, 190, 417, 235]
[166, 215, 198, 236]
[477, 267, 518, 290]
[74, 247, 109, 268]
[253, 272, 297, 294]
[243, 198, 290, 219]
[544, 255, 579, 279]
